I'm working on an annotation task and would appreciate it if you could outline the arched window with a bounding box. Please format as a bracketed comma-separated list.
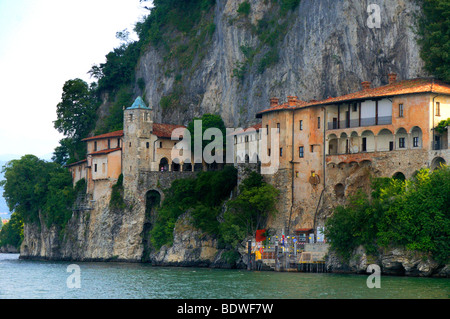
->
[159, 158, 169, 172]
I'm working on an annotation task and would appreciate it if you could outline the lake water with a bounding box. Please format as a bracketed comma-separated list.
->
[0, 254, 448, 299]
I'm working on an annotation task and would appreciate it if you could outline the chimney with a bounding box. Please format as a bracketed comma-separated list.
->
[361, 81, 371, 91]
[287, 96, 298, 106]
[388, 73, 397, 85]
[270, 97, 279, 107]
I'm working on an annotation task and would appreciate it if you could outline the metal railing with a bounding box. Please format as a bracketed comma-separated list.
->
[327, 116, 392, 130]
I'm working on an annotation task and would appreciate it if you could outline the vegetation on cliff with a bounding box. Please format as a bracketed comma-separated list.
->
[0, 156, 86, 243]
[416, 0, 450, 82]
[325, 166, 450, 264]
[150, 165, 238, 249]
[150, 167, 280, 257]
[0, 212, 23, 250]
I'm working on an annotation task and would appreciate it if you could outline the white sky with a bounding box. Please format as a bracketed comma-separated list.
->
[0, 0, 149, 160]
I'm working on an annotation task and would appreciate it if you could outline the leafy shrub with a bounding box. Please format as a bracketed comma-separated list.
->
[237, 1, 251, 16]
[325, 167, 450, 264]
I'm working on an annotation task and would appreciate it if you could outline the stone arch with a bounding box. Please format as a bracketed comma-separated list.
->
[410, 126, 423, 149]
[245, 154, 250, 163]
[349, 131, 359, 153]
[361, 130, 375, 152]
[431, 157, 446, 171]
[171, 162, 180, 172]
[377, 129, 394, 152]
[392, 172, 406, 181]
[327, 162, 337, 169]
[395, 127, 408, 150]
[327, 134, 338, 155]
[183, 161, 192, 172]
[339, 132, 349, 154]
[145, 190, 161, 214]
[338, 162, 347, 169]
[159, 157, 169, 172]
[349, 161, 359, 168]
[360, 160, 372, 168]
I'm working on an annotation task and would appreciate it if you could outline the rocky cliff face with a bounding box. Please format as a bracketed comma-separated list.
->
[136, 0, 425, 128]
[326, 245, 450, 277]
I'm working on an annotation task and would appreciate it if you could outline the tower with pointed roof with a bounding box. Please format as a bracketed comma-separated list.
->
[123, 96, 154, 189]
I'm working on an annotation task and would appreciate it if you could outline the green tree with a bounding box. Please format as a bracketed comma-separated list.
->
[54, 79, 98, 140]
[0, 212, 23, 250]
[53, 79, 98, 163]
[416, 0, 450, 82]
[1, 155, 76, 229]
[186, 113, 227, 156]
[325, 167, 450, 264]
[221, 172, 279, 247]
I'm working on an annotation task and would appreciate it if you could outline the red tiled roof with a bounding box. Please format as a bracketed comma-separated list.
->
[297, 78, 450, 109]
[89, 147, 122, 156]
[256, 99, 308, 118]
[65, 159, 87, 167]
[231, 123, 262, 136]
[153, 123, 186, 138]
[82, 130, 124, 141]
[256, 78, 450, 118]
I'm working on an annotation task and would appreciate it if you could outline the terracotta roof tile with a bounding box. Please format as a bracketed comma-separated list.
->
[296, 78, 450, 109]
[153, 123, 186, 138]
[256, 78, 450, 117]
[65, 159, 87, 167]
[82, 130, 124, 141]
[231, 123, 262, 136]
[88, 147, 122, 156]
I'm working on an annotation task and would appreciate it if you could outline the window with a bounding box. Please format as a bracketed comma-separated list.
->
[299, 120, 303, 131]
[280, 148, 283, 157]
[129, 114, 133, 122]
[94, 141, 97, 152]
[353, 103, 358, 112]
[399, 104, 404, 117]
[277, 123, 280, 133]
[268, 148, 271, 156]
[94, 164, 97, 172]
[413, 137, 419, 148]
[108, 139, 111, 149]
[436, 102, 440, 116]
[117, 138, 121, 148]
[362, 138, 367, 152]
[245, 136, 249, 142]
[160, 142, 163, 148]
[146, 142, 150, 149]
[266, 125, 269, 133]
[399, 137, 405, 148]
[318, 117, 321, 129]
[234, 136, 237, 144]
[310, 145, 314, 153]
[299, 146, 304, 158]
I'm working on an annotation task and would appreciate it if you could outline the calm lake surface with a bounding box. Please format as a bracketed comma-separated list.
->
[0, 254, 448, 299]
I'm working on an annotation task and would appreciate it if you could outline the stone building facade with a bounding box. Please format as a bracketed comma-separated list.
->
[255, 75, 450, 237]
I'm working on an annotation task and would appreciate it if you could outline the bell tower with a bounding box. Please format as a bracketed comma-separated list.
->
[122, 96, 153, 191]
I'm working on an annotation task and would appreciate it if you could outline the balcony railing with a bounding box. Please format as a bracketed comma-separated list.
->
[327, 116, 392, 130]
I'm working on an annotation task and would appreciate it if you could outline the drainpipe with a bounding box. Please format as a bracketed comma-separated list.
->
[287, 109, 295, 234]
[432, 94, 440, 151]
[313, 107, 327, 243]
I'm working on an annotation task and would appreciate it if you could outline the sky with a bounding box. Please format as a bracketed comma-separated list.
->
[0, 0, 149, 160]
